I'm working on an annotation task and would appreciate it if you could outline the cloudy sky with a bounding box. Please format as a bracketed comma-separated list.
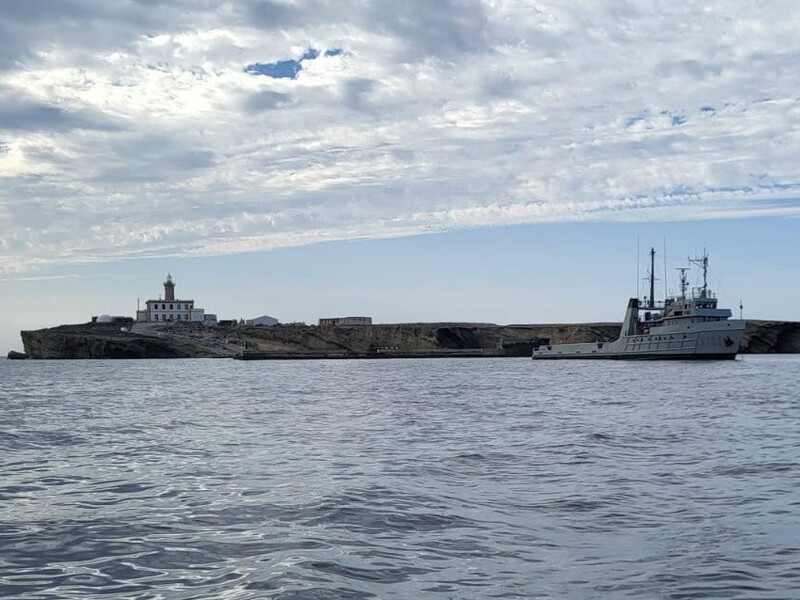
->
[2, 1, 800, 349]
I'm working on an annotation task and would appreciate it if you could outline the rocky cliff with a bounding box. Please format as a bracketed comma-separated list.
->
[20, 323, 226, 359]
[740, 320, 800, 354]
[18, 319, 800, 359]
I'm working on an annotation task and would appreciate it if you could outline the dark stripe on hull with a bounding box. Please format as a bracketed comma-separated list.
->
[531, 352, 738, 361]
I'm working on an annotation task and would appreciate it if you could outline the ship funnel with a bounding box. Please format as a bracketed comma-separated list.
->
[620, 298, 639, 338]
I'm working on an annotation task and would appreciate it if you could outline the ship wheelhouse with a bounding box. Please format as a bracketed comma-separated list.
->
[639, 290, 733, 334]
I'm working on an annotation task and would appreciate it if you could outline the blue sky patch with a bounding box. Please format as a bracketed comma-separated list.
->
[245, 47, 344, 80]
[245, 59, 303, 79]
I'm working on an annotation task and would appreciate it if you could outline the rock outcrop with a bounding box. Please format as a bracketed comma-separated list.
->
[20, 323, 226, 359]
[17, 319, 800, 359]
[740, 320, 800, 353]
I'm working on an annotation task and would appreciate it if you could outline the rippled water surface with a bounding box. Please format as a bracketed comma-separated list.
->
[1, 356, 799, 598]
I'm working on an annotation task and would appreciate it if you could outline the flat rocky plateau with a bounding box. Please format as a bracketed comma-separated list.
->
[15, 320, 800, 359]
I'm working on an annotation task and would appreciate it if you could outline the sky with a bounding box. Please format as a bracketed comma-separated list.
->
[1, 1, 800, 351]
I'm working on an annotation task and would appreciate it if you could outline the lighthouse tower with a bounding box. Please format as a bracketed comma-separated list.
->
[164, 273, 175, 302]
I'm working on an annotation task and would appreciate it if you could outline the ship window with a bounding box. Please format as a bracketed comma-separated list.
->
[170, 304, 173, 309]
[185, 313, 189, 320]
[154, 315, 158, 321]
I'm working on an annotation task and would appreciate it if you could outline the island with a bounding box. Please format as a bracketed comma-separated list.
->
[13, 319, 800, 359]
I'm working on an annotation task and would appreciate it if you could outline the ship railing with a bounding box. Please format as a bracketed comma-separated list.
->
[691, 288, 716, 299]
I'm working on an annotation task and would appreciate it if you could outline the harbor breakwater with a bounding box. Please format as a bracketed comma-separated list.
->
[16, 320, 800, 359]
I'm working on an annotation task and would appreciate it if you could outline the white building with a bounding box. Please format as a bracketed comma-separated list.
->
[245, 315, 279, 326]
[136, 274, 216, 324]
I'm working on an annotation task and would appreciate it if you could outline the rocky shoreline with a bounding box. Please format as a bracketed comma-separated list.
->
[12, 319, 800, 359]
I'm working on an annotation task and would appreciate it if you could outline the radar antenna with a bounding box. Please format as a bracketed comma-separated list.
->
[688, 250, 709, 298]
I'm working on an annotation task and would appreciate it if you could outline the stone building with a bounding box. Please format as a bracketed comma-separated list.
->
[318, 316, 372, 327]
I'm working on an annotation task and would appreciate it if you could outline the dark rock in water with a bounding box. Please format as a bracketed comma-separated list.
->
[7, 350, 28, 360]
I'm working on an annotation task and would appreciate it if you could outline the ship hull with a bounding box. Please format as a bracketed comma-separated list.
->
[532, 319, 745, 360]
[530, 352, 738, 360]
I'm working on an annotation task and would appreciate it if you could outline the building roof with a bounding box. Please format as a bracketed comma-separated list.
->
[145, 298, 194, 304]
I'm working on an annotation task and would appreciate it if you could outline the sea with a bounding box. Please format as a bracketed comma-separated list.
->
[1, 356, 799, 599]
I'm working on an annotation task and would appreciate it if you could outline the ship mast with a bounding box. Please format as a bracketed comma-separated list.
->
[689, 250, 709, 298]
[648, 247, 656, 308]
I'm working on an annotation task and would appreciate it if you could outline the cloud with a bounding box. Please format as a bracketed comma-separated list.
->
[1, 1, 800, 275]
[0, 88, 123, 132]
[242, 90, 292, 112]
[364, 0, 491, 59]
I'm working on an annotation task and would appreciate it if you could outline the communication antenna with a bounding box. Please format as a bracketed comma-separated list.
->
[676, 268, 690, 299]
[688, 249, 709, 298]
[739, 300, 743, 320]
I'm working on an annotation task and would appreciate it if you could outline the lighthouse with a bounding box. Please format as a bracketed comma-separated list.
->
[136, 274, 216, 325]
[164, 273, 175, 302]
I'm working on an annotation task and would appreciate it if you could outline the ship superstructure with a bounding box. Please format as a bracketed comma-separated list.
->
[531, 250, 745, 360]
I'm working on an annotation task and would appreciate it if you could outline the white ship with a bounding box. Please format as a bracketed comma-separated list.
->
[531, 250, 745, 360]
